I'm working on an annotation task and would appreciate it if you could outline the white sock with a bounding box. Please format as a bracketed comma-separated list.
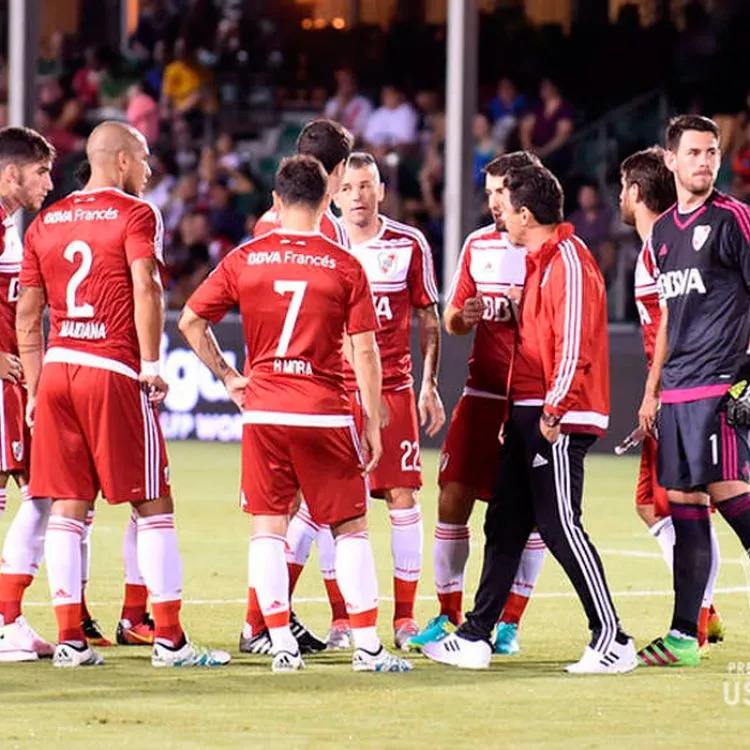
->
[0, 496, 51, 575]
[335, 531, 380, 652]
[316, 525, 337, 581]
[286, 501, 319, 568]
[136, 514, 182, 603]
[510, 531, 546, 596]
[703, 522, 721, 607]
[0, 487, 7, 518]
[249, 533, 295, 652]
[123, 511, 144, 586]
[433, 522, 470, 594]
[46, 516, 84, 607]
[649, 515, 675, 572]
[80, 508, 94, 597]
[389, 504, 423, 585]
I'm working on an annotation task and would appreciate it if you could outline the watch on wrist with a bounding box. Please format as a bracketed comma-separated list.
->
[541, 411, 561, 428]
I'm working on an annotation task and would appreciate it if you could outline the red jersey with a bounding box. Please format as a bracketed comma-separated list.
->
[187, 229, 377, 421]
[254, 206, 346, 245]
[342, 217, 439, 391]
[510, 223, 609, 436]
[20, 188, 164, 376]
[446, 225, 526, 396]
[634, 236, 661, 367]
[0, 206, 23, 354]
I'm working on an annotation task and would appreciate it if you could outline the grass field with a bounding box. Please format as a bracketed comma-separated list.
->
[2, 441, 750, 750]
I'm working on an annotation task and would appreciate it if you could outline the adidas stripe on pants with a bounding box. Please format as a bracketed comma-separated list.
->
[459, 405, 622, 652]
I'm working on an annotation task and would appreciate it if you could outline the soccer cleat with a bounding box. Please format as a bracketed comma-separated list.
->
[707, 605, 725, 644]
[394, 619, 421, 651]
[352, 645, 413, 672]
[52, 642, 105, 667]
[239, 624, 273, 655]
[0, 616, 56, 661]
[325, 619, 352, 651]
[272, 648, 304, 673]
[422, 632, 492, 670]
[152, 639, 231, 668]
[637, 634, 700, 668]
[405, 614, 454, 651]
[494, 622, 521, 655]
[82, 617, 113, 648]
[290, 612, 326, 654]
[116, 614, 155, 646]
[566, 638, 637, 674]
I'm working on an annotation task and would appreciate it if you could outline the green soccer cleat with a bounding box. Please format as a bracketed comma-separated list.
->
[494, 622, 520, 655]
[405, 615, 454, 652]
[637, 634, 700, 667]
[707, 606, 725, 644]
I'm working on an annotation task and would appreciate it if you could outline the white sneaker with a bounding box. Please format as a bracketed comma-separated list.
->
[422, 632, 492, 669]
[272, 649, 304, 673]
[325, 620, 352, 651]
[565, 638, 638, 674]
[0, 616, 54, 661]
[152, 640, 231, 668]
[52, 642, 105, 668]
[352, 645, 413, 672]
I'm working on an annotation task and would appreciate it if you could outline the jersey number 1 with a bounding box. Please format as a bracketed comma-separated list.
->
[274, 280, 307, 357]
[64, 240, 94, 319]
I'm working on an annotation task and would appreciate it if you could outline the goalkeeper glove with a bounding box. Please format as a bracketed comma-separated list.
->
[721, 357, 750, 428]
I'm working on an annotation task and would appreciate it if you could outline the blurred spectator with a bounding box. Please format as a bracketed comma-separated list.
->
[207, 179, 246, 247]
[473, 113, 499, 189]
[231, 163, 269, 220]
[167, 241, 212, 309]
[364, 84, 418, 158]
[519, 78, 575, 158]
[97, 49, 136, 110]
[171, 117, 199, 174]
[126, 82, 160, 146]
[72, 46, 102, 111]
[143, 152, 177, 212]
[161, 38, 215, 131]
[38, 32, 65, 80]
[163, 172, 199, 233]
[216, 132, 241, 172]
[489, 76, 526, 147]
[323, 69, 373, 141]
[566, 184, 614, 253]
[131, 0, 179, 59]
[731, 122, 750, 201]
[418, 112, 446, 221]
[144, 40, 169, 101]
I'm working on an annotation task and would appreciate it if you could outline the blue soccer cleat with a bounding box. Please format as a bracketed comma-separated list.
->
[494, 622, 520, 655]
[405, 615, 455, 652]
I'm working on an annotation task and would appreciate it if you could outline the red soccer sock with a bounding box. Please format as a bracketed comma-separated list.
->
[323, 578, 349, 623]
[393, 578, 418, 624]
[0, 573, 33, 624]
[152, 599, 184, 647]
[437, 591, 464, 626]
[120, 583, 149, 624]
[55, 602, 85, 644]
[287, 562, 303, 596]
[245, 587, 266, 635]
[500, 592, 531, 626]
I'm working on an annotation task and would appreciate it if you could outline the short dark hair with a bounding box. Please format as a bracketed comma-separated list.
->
[665, 115, 719, 151]
[620, 147, 676, 215]
[296, 119, 354, 174]
[345, 151, 380, 178]
[484, 150, 541, 178]
[275, 155, 328, 210]
[0, 126, 55, 168]
[74, 159, 91, 187]
[504, 165, 564, 225]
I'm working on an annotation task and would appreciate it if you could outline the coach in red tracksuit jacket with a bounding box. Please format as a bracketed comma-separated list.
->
[433, 165, 635, 673]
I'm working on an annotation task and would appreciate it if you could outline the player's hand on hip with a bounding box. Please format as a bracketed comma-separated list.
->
[139, 373, 169, 403]
[360, 416, 383, 475]
[461, 296, 483, 328]
[223, 373, 248, 410]
[419, 383, 445, 437]
[0, 352, 22, 384]
[638, 389, 659, 434]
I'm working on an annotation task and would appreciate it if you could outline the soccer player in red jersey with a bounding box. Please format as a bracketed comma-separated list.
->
[620, 147, 723, 649]
[0, 127, 58, 661]
[180, 154, 412, 673]
[16, 121, 229, 668]
[408, 153, 547, 655]
[331, 152, 443, 650]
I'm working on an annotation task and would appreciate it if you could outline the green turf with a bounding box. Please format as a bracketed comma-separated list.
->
[2, 442, 750, 750]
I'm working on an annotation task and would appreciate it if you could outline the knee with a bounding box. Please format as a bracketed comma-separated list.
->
[438, 483, 474, 525]
[386, 488, 419, 510]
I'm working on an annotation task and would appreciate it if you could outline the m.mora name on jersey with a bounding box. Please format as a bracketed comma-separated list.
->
[657, 268, 707, 300]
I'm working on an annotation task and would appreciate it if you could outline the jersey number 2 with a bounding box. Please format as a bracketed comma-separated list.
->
[274, 280, 307, 357]
[64, 241, 94, 319]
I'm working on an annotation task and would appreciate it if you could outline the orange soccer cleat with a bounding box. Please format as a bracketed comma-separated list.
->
[116, 613, 155, 646]
[82, 617, 114, 648]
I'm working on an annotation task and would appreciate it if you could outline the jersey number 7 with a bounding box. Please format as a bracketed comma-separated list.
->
[274, 280, 307, 357]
